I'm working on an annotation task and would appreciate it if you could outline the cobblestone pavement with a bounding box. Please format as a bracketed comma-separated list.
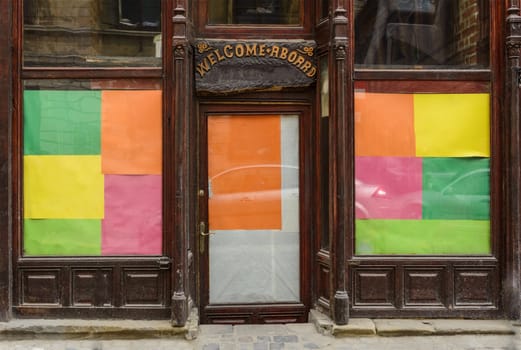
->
[0, 323, 518, 350]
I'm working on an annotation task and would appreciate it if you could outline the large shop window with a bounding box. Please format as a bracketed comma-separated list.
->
[354, 86, 490, 255]
[355, 0, 489, 68]
[23, 0, 162, 67]
[22, 79, 163, 256]
[353, 0, 492, 255]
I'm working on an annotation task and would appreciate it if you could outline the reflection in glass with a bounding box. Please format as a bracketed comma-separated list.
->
[355, 0, 489, 68]
[208, 115, 300, 303]
[23, 0, 162, 67]
[208, 0, 300, 25]
[319, 56, 329, 118]
[320, 0, 329, 19]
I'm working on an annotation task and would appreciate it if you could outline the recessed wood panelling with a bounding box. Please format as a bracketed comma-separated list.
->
[72, 269, 113, 307]
[454, 267, 496, 307]
[404, 268, 446, 307]
[21, 270, 61, 305]
[318, 264, 330, 303]
[351, 261, 499, 317]
[14, 261, 171, 318]
[123, 269, 164, 306]
[353, 267, 395, 307]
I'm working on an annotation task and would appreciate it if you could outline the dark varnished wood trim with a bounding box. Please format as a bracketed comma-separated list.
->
[354, 80, 491, 94]
[329, 0, 350, 325]
[21, 68, 163, 80]
[197, 100, 314, 324]
[0, 0, 13, 322]
[503, 0, 521, 319]
[171, 0, 195, 327]
[354, 69, 491, 81]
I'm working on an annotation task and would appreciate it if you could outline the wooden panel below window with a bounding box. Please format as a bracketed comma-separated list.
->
[350, 260, 500, 317]
[72, 269, 113, 307]
[14, 259, 171, 318]
[21, 269, 61, 305]
[123, 269, 165, 306]
[404, 267, 446, 307]
[353, 267, 395, 307]
[454, 267, 497, 307]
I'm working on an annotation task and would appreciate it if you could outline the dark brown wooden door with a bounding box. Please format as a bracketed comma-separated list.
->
[198, 101, 313, 324]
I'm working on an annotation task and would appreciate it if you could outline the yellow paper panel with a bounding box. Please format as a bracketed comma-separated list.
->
[414, 93, 490, 157]
[24, 155, 104, 219]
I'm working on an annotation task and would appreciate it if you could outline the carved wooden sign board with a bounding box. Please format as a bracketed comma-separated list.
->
[194, 40, 317, 94]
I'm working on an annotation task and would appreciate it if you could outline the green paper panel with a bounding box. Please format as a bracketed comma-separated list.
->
[24, 219, 101, 256]
[24, 90, 101, 155]
[355, 220, 490, 255]
[422, 158, 490, 220]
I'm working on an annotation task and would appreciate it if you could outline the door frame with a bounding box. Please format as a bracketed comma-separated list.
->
[196, 98, 314, 324]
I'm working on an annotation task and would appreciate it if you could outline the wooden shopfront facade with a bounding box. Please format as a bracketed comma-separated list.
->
[1, 0, 521, 326]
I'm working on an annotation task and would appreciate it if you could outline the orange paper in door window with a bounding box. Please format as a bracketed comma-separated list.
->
[101, 90, 162, 175]
[208, 115, 282, 230]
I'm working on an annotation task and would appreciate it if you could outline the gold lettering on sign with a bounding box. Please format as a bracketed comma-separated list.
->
[195, 42, 317, 79]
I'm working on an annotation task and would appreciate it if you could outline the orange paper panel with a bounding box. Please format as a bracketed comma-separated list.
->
[101, 90, 162, 174]
[355, 92, 415, 157]
[208, 115, 281, 230]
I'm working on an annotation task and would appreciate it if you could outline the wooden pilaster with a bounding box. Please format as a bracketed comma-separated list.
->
[171, 0, 194, 326]
[330, 2, 351, 325]
[504, 0, 521, 320]
[0, 0, 12, 322]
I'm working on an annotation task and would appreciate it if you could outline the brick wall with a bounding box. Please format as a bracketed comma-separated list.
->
[455, 0, 480, 65]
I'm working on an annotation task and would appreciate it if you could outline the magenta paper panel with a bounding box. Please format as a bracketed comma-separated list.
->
[102, 175, 162, 255]
[355, 157, 422, 219]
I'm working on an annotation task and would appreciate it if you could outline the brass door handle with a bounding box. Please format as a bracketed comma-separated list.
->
[200, 222, 213, 236]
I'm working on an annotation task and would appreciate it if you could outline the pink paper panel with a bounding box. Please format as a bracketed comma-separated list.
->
[102, 175, 162, 255]
[354, 92, 415, 157]
[355, 156, 422, 219]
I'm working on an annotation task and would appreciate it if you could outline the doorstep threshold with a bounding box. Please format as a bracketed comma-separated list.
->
[309, 309, 516, 337]
[0, 309, 200, 341]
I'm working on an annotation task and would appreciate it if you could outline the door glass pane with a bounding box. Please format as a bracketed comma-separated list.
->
[23, 79, 163, 256]
[208, 0, 300, 25]
[354, 88, 491, 255]
[208, 114, 300, 304]
[23, 0, 162, 67]
[355, 0, 489, 68]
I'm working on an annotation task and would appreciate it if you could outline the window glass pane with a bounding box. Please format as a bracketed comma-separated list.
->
[319, 56, 329, 118]
[208, 0, 300, 25]
[355, 0, 489, 68]
[320, 0, 328, 19]
[23, 79, 163, 256]
[354, 87, 491, 255]
[23, 0, 162, 67]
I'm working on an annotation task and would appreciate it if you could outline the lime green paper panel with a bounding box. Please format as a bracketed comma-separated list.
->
[414, 93, 490, 157]
[24, 155, 104, 219]
[356, 220, 490, 255]
[24, 219, 101, 256]
[422, 158, 490, 220]
[24, 90, 101, 155]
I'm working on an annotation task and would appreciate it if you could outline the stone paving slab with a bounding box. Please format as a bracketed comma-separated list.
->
[0, 319, 188, 340]
[0, 323, 519, 350]
[373, 319, 436, 336]
[429, 319, 515, 335]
